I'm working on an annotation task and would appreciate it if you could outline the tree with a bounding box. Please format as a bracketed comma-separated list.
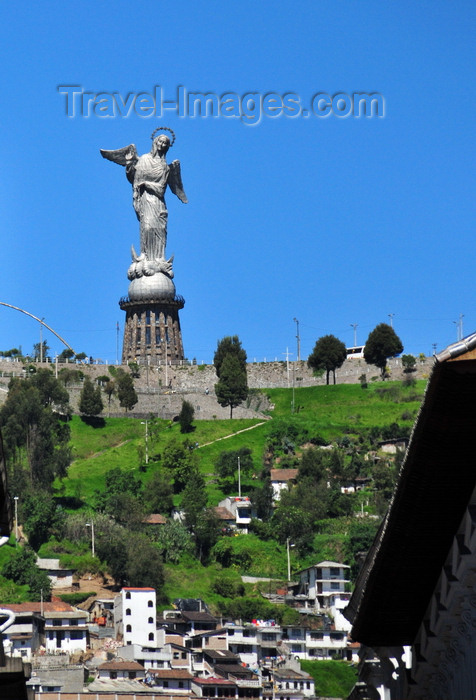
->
[215, 447, 254, 489]
[364, 323, 403, 378]
[79, 377, 104, 417]
[143, 470, 174, 516]
[401, 354, 416, 373]
[214, 335, 247, 377]
[32, 341, 50, 362]
[116, 371, 138, 411]
[214, 336, 248, 418]
[178, 400, 195, 433]
[155, 520, 193, 563]
[0, 375, 72, 490]
[103, 379, 116, 416]
[215, 355, 248, 418]
[22, 490, 65, 549]
[94, 467, 143, 526]
[180, 469, 208, 530]
[162, 439, 198, 493]
[307, 334, 347, 385]
[2, 546, 52, 601]
[58, 348, 75, 362]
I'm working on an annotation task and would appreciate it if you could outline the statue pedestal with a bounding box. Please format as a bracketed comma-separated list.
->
[119, 272, 185, 366]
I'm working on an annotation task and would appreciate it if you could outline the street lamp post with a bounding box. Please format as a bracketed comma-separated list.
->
[293, 318, 301, 362]
[238, 456, 241, 498]
[286, 538, 295, 582]
[85, 521, 95, 557]
[141, 420, 149, 464]
[13, 496, 19, 546]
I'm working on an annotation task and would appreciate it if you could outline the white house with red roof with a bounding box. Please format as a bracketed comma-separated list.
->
[114, 587, 157, 647]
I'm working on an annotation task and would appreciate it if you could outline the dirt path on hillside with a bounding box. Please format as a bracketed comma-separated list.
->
[80, 439, 132, 461]
[197, 421, 267, 449]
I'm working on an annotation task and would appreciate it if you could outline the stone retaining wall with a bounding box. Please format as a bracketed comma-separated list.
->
[0, 355, 434, 420]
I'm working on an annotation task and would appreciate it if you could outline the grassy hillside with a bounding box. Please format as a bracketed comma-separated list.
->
[59, 379, 425, 507]
[266, 379, 425, 441]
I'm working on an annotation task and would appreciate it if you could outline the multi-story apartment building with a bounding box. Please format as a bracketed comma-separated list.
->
[114, 587, 157, 647]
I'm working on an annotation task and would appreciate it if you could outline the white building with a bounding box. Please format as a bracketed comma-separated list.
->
[43, 609, 88, 654]
[270, 469, 298, 503]
[114, 587, 157, 647]
[216, 497, 256, 533]
[295, 561, 351, 630]
[272, 668, 315, 697]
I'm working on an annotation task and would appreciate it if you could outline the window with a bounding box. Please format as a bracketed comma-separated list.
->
[70, 630, 83, 640]
[179, 681, 184, 688]
[330, 567, 340, 577]
[110, 672, 117, 679]
[181, 652, 187, 659]
[129, 672, 136, 679]
[173, 652, 179, 659]
[126, 608, 131, 616]
[125, 591, 131, 599]
[149, 633, 154, 641]
[126, 624, 132, 633]
[52, 619, 62, 626]
[228, 629, 234, 636]
[148, 617, 153, 624]
[70, 619, 78, 626]
[148, 600, 153, 607]
[163, 681, 169, 688]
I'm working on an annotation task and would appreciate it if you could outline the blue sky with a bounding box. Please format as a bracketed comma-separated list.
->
[0, 2, 474, 364]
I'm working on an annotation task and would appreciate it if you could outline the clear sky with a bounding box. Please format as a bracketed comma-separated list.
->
[0, 2, 474, 364]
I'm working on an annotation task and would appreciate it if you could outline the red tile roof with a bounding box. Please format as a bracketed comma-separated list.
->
[99, 660, 144, 671]
[213, 507, 235, 521]
[1, 602, 74, 613]
[148, 669, 193, 679]
[143, 513, 167, 525]
[270, 469, 299, 481]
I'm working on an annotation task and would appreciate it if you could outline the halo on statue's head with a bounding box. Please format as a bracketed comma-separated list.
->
[151, 126, 176, 146]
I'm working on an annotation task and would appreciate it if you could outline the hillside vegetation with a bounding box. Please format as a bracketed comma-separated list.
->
[0, 375, 426, 611]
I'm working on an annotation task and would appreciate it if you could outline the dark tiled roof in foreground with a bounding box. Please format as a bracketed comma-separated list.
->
[345, 334, 476, 646]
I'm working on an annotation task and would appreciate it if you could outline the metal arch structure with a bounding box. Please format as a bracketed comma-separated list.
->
[0, 302, 75, 354]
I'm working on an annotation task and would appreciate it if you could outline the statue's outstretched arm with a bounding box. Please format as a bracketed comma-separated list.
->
[168, 160, 188, 203]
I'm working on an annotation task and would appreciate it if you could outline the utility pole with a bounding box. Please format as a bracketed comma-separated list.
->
[39, 318, 45, 363]
[116, 322, 120, 365]
[293, 318, 300, 362]
[282, 348, 292, 388]
[350, 323, 358, 347]
[86, 521, 95, 557]
[238, 456, 241, 498]
[14, 497, 18, 546]
[388, 313, 395, 328]
[141, 420, 149, 464]
[286, 538, 295, 581]
[453, 314, 464, 341]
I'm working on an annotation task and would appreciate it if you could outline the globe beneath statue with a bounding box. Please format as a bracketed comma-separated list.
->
[128, 272, 176, 302]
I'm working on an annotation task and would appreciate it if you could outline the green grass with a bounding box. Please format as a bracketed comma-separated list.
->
[162, 557, 251, 613]
[266, 380, 425, 441]
[59, 415, 268, 506]
[55, 380, 426, 508]
[300, 660, 357, 699]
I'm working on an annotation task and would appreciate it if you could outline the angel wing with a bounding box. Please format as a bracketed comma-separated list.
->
[168, 159, 188, 203]
[99, 144, 138, 166]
